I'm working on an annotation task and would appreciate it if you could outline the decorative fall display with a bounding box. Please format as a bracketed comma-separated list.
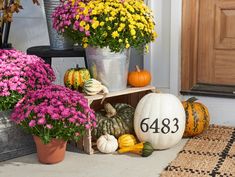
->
[128, 65, 151, 87]
[118, 142, 154, 157]
[83, 79, 109, 96]
[134, 93, 186, 149]
[182, 97, 210, 137]
[118, 134, 137, 148]
[96, 134, 118, 154]
[64, 64, 90, 90]
[92, 103, 135, 139]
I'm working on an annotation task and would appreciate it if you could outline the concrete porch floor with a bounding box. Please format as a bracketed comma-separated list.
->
[0, 139, 187, 177]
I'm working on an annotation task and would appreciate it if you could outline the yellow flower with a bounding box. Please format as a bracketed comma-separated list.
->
[85, 24, 90, 31]
[118, 39, 123, 43]
[130, 29, 136, 36]
[152, 31, 158, 39]
[76, 15, 80, 20]
[109, 17, 114, 21]
[129, 7, 135, 13]
[120, 17, 126, 22]
[92, 10, 97, 15]
[83, 8, 89, 15]
[120, 23, 125, 28]
[100, 22, 105, 26]
[80, 21, 86, 27]
[118, 27, 123, 32]
[92, 21, 99, 29]
[112, 31, 119, 38]
[82, 37, 88, 42]
[111, 11, 116, 17]
[129, 24, 135, 29]
[126, 43, 130, 48]
[137, 23, 144, 30]
[78, 2, 85, 8]
[134, 15, 141, 21]
[145, 45, 149, 52]
[83, 43, 88, 48]
[107, 26, 111, 30]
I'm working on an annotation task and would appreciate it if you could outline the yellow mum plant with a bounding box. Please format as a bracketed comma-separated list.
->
[53, 0, 157, 52]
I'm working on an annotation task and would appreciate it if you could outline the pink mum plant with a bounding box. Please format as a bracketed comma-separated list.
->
[11, 84, 96, 144]
[0, 49, 55, 111]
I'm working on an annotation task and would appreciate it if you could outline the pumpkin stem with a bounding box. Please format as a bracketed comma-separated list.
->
[104, 103, 117, 118]
[76, 64, 79, 69]
[187, 97, 198, 103]
[100, 93, 107, 105]
[153, 89, 161, 93]
[135, 65, 141, 72]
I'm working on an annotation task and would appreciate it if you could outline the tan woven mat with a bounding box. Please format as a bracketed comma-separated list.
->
[160, 125, 235, 177]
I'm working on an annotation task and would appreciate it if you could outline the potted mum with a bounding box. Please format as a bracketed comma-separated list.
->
[0, 49, 55, 161]
[52, 0, 156, 91]
[11, 84, 96, 164]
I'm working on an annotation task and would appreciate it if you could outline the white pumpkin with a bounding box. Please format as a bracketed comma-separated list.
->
[97, 134, 118, 153]
[134, 93, 185, 150]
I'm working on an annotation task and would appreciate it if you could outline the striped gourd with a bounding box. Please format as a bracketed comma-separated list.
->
[118, 134, 137, 148]
[92, 103, 135, 139]
[64, 65, 90, 90]
[183, 97, 210, 137]
[83, 79, 109, 96]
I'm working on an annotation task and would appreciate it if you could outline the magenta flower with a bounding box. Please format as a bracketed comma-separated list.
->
[46, 124, 53, 129]
[37, 117, 46, 125]
[29, 120, 36, 127]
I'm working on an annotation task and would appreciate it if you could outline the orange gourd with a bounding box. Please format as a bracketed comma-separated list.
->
[182, 97, 210, 137]
[128, 65, 151, 87]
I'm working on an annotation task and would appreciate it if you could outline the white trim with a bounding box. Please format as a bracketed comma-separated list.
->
[144, 0, 159, 85]
[169, 0, 182, 95]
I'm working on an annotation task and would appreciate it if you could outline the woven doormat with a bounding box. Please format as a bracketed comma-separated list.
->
[160, 125, 235, 177]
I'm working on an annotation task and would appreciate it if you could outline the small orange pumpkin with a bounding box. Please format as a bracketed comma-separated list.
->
[182, 97, 210, 137]
[128, 65, 151, 87]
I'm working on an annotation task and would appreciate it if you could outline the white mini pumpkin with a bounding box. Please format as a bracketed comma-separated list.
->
[97, 134, 118, 153]
[134, 93, 186, 150]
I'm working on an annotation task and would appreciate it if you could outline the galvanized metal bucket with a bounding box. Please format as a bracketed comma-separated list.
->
[0, 110, 35, 161]
[44, 0, 73, 50]
[86, 47, 130, 92]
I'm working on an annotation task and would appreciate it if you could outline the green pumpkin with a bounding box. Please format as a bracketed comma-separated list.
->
[92, 103, 135, 139]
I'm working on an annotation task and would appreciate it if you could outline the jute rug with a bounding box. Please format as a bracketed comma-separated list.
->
[160, 125, 235, 177]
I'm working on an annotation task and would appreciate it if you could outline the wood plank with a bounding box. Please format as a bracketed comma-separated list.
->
[85, 85, 155, 102]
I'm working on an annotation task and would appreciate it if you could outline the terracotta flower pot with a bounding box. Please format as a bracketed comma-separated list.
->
[33, 136, 67, 164]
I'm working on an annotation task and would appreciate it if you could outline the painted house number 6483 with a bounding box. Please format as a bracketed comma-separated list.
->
[140, 118, 179, 134]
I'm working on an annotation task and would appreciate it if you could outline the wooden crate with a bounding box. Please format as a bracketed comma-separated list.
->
[76, 86, 155, 154]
